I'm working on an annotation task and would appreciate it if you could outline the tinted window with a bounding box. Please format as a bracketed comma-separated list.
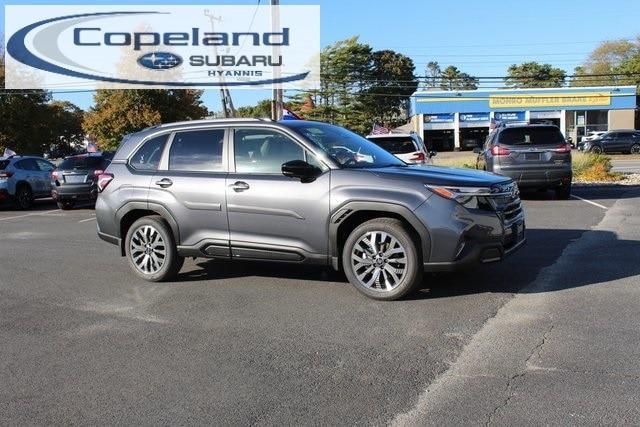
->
[234, 129, 304, 173]
[368, 136, 417, 154]
[615, 132, 634, 139]
[498, 127, 565, 146]
[15, 159, 38, 170]
[130, 134, 169, 171]
[0, 160, 10, 170]
[169, 129, 224, 172]
[35, 159, 54, 172]
[58, 156, 104, 170]
[282, 122, 405, 169]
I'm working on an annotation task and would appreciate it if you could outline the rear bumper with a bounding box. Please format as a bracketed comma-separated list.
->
[52, 185, 98, 201]
[493, 166, 571, 188]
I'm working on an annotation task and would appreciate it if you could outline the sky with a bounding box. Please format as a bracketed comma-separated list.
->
[2, 0, 640, 112]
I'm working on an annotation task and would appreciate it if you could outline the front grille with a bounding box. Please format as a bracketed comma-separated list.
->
[488, 182, 523, 225]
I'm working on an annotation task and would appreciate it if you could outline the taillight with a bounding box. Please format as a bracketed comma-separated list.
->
[96, 173, 114, 192]
[0, 171, 14, 179]
[409, 152, 426, 162]
[51, 170, 60, 180]
[491, 145, 511, 156]
[93, 169, 104, 177]
[553, 144, 572, 154]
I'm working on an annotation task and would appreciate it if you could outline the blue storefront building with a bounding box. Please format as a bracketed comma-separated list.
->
[409, 86, 637, 151]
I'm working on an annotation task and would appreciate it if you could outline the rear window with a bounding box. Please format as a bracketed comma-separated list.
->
[368, 136, 418, 154]
[498, 127, 565, 146]
[0, 160, 9, 170]
[58, 156, 107, 170]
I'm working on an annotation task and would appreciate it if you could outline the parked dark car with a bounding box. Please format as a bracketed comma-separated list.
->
[95, 119, 525, 301]
[51, 152, 114, 210]
[475, 123, 572, 199]
[583, 130, 640, 154]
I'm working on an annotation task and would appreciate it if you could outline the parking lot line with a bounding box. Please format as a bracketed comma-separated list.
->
[0, 209, 61, 221]
[78, 216, 96, 223]
[571, 194, 608, 210]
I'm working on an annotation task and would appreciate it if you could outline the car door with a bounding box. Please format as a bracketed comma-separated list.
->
[148, 127, 230, 253]
[226, 127, 331, 261]
[34, 159, 55, 196]
[599, 133, 617, 153]
[614, 132, 634, 153]
[16, 159, 44, 195]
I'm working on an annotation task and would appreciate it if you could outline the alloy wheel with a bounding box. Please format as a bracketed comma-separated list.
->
[129, 225, 167, 274]
[631, 145, 640, 155]
[350, 231, 407, 292]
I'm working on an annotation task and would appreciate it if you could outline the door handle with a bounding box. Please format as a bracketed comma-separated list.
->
[228, 181, 250, 192]
[155, 178, 173, 188]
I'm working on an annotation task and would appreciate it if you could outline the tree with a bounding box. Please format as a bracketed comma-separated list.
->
[83, 89, 208, 150]
[571, 38, 640, 86]
[422, 61, 441, 90]
[360, 49, 418, 126]
[439, 65, 478, 90]
[504, 62, 566, 88]
[236, 99, 273, 118]
[45, 101, 85, 156]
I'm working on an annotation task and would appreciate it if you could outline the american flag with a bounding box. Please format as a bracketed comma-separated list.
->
[371, 123, 390, 135]
[87, 142, 98, 153]
[3, 148, 17, 157]
[489, 118, 499, 130]
[282, 108, 302, 120]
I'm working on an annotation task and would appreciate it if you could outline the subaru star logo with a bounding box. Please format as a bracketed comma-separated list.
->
[137, 51, 183, 71]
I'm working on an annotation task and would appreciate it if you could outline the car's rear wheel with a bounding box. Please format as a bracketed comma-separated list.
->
[125, 216, 184, 282]
[590, 145, 603, 154]
[631, 144, 640, 155]
[555, 183, 572, 200]
[342, 218, 422, 301]
[15, 185, 34, 210]
[57, 200, 75, 210]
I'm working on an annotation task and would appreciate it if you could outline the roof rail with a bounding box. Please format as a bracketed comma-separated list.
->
[155, 117, 273, 128]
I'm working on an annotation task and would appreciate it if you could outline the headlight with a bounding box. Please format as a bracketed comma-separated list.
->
[426, 185, 494, 202]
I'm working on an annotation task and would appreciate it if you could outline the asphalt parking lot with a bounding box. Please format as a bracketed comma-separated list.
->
[1, 186, 638, 424]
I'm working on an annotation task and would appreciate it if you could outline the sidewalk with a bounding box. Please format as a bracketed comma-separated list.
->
[392, 188, 640, 425]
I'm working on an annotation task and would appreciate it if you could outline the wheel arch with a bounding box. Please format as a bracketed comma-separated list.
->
[328, 201, 431, 271]
[116, 202, 180, 256]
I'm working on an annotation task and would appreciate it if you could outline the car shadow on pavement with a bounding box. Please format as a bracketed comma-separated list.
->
[176, 228, 639, 300]
[415, 228, 639, 299]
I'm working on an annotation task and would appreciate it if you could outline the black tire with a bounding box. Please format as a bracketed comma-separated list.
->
[631, 144, 640, 155]
[555, 183, 571, 200]
[590, 145, 603, 154]
[15, 185, 34, 210]
[342, 218, 422, 301]
[57, 200, 75, 210]
[124, 215, 184, 282]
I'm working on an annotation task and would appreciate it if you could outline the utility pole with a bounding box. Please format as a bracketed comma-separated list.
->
[271, 0, 283, 120]
[204, 9, 236, 118]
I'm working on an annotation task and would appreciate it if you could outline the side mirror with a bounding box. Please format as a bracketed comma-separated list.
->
[281, 160, 322, 183]
[473, 147, 482, 154]
[428, 150, 438, 157]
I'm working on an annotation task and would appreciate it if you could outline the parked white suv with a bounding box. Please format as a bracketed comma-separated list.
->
[366, 133, 435, 165]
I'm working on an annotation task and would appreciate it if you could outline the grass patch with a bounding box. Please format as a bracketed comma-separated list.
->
[572, 152, 623, 182]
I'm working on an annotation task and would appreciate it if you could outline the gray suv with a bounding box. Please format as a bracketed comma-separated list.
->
[96, 119, 526, 300]
[475, 123, 573, 199]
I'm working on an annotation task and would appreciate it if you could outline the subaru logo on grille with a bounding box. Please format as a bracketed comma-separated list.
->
[137, 51, 182, 71]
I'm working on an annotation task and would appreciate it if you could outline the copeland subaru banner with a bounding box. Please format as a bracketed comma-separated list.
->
[4, 5, 320, 89]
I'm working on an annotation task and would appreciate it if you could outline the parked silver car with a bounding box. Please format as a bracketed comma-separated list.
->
[0, 155, 55, 209]
[366, 133, 435, 165]
[96, 119, 526, 300]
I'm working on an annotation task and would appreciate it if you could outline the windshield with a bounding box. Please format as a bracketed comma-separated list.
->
[58, 156, 108, 170]
[282, 121, 406, 168]
[367, 136, 418, 154]
[498, 126, 565, 146]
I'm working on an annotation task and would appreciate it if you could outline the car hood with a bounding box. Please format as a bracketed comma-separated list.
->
[367, 165, 512, 187]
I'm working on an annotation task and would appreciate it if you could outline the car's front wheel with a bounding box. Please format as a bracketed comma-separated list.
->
[125, 216, 184, 282]
[342, 218, 422, 300]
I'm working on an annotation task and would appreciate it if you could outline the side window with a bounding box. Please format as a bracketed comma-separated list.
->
[16, 159, 38, 171]
[169, 129, 225, 172]
[35, 159, 54, 172]
[130, 134, 169, 171]
[233, 129, 304, 173]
